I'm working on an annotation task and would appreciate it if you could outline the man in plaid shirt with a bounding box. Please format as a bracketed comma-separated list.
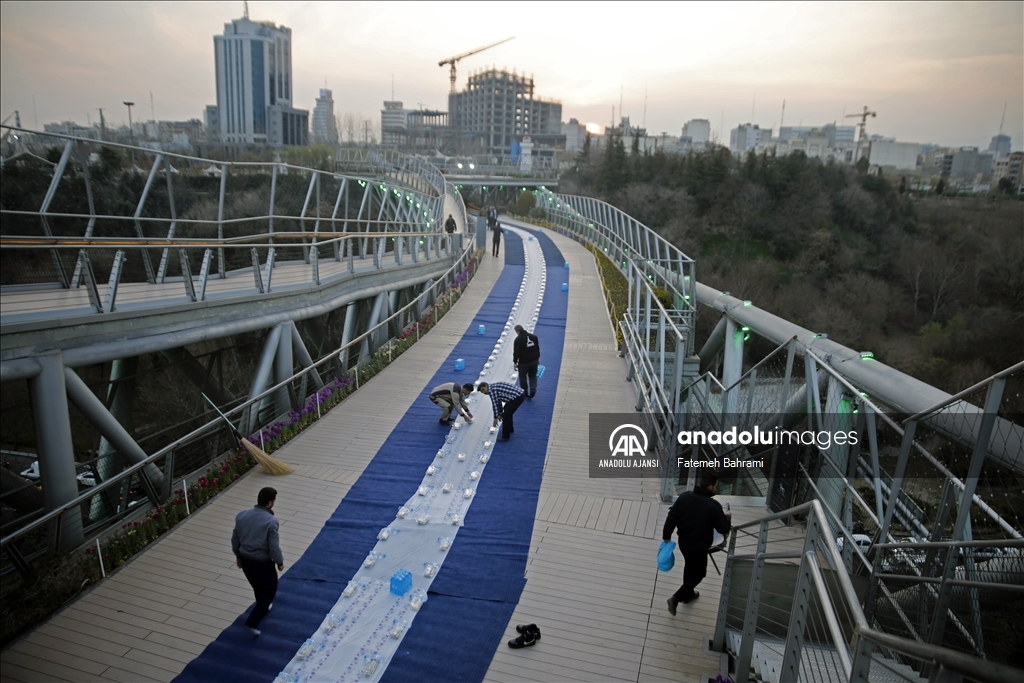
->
[477, 381, 526, 441]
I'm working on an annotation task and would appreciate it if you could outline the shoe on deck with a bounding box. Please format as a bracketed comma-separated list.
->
[247, 626, 261, 636]
[516, 624, 541, 640]
[682, 591, 700, 604]
[667, 598, 678, 616]
[508, 632, 536, 648]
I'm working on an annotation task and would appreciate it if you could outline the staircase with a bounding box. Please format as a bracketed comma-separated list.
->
[724, 629, 927, 683]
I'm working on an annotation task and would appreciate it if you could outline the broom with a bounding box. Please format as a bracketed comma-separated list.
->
[201, 394, 294, 475]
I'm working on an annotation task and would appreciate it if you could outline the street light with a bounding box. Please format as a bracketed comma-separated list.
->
[123, 101, 135, 169]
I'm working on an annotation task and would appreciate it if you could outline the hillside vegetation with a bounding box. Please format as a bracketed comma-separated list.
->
[562, 136, 1024, 397]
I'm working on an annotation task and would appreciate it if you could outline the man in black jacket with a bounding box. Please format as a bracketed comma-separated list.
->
[512, 324, 540, 398]
[663, 473, 731, 613]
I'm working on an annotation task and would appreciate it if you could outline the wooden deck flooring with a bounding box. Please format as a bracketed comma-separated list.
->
[0, 224, 783, 683]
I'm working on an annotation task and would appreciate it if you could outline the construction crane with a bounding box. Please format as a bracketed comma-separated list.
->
[846, 105, 877, 143]
[439, 37, 514, 93]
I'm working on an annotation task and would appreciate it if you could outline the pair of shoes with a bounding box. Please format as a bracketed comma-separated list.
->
[666, 598, 679, 616]
[516, 623, 541, 640]
[497, 435, 510, 442]
[247, 626, 261, 636]
[681, 591, 700, 604]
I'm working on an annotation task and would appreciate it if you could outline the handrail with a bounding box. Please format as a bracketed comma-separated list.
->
[907, 359, 1024, 421]
[856, 627, 1021, 683]
[873, 538, 1024, 550]
[0, 241, 477, 550]
[0, 231, 443, 249]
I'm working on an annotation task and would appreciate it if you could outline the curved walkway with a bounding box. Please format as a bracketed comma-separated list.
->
[0, 219, 769, 683]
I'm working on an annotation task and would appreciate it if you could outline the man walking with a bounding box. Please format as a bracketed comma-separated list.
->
[232, 487, 285, 636]
[491, 220, 502, 257]
[512, 325, 540, 398]
[663, 474, 731, 614]
[477, 381, 525, 442]
[445, 214, 457, 234]
[430, 381, 475, 425]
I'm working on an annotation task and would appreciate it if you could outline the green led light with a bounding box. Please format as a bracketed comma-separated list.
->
[860, 352, 875, 360]
[743, 300, 753, 306]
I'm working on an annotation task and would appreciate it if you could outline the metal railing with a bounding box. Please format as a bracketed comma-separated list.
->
[534, 189, 699, 501]
[0, 243, 479, 573]
[714, 499, 1024, 682]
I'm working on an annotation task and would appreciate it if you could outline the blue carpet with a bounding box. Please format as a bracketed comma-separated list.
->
[174, 228, 567, 683]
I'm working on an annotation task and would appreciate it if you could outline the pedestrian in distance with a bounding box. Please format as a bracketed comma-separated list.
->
[477, 381, 525, 441]
[512, 324, 540, 398]
[232, 486, 285, 636]
[663, 473, 732, 614]
[430, 381, 475, 424]
[445, 214, 457, 234]
[491, 220, 502, 257]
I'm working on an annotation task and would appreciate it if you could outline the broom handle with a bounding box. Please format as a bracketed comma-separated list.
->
[200, 393, 243, 442]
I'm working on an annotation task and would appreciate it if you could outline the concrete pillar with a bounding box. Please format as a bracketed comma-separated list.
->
[29, 350, 84, 550]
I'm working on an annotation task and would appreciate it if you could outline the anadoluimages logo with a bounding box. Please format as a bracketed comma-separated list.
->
[609, 423, 648, 458]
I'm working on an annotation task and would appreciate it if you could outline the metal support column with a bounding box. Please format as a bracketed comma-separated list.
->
[64, 367, 164, 500]
[28, 350, 83, 551]
[273, 321, 296, 417]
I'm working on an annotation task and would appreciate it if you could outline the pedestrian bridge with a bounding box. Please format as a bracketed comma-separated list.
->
[1, 132, 1021, 683]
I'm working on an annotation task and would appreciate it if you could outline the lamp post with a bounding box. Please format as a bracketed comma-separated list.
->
[123, 101, 135, 169]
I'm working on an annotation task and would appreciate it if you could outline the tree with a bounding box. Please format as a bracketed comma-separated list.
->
[899, 176, 906, 194]
[515, 190, 535, 216]
[997, 177, 1015, 195]
[935, 177, 945, 196]
[598, 132, 628, 194]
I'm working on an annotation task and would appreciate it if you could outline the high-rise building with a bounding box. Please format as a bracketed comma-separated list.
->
[210, 16, 308, 146]
[988, 134, 1011, 160]
[312, 89, 338, 144]
[448, 69, 562, 155]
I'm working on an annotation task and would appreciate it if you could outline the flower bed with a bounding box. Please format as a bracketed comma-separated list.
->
[0, 249, 481, 646]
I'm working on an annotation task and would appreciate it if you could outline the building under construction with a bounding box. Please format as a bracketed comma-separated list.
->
[447, 69, 563, 156]
[381, 101, 448, 151]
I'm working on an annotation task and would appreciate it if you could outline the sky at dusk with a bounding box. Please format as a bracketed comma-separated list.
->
[1, 1, 1021, 150]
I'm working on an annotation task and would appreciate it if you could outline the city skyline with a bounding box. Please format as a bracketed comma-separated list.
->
[1, 1, 1021, 150]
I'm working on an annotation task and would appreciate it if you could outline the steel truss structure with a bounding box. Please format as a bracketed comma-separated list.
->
[0, 129, 474, 559]
[538, 189, 1022, 675]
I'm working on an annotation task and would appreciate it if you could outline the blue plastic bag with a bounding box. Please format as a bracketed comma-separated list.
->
[658, 540, 676, 572]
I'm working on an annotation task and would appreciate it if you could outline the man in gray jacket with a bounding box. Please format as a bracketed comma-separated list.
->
[232, 487, 284, 635]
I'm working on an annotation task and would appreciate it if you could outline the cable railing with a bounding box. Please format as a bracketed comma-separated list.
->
[0, 242, 479, 575]
[535, 189, 698, 500]
[713, 499, 1023, 682]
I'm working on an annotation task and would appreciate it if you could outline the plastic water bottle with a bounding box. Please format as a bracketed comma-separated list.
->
[417, 514, 430, 525]
[343, 580, 359, 597]
[423, 563, 439, 578]
[410, 589, 428, 611]
[478, 325, 486, 335]
[442, 482, 453, 493]
[396, 506, 410, 518]
[439, 537, 453, 551]
[454, 358, 466, 371]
